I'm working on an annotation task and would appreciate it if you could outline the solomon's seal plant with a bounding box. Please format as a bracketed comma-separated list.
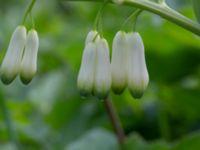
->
[77, 31, 111, 99]
[111, 31, 149, 99]
[0, 0, 39, 85]
[1, 0, 200, 147]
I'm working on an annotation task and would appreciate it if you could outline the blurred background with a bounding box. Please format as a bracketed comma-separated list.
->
[0, 0, 200, 150]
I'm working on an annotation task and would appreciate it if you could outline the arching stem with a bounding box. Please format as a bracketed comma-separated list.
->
[22, 0, 36, 25]
[62, 0, 200, 36]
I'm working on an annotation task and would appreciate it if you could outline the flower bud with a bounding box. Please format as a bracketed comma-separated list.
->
[111, 31, 127, 94]
[0, 26, 27, 84]
[127, 32, 149, 99]
[20, 29, 39, 84]
[77, 43, 97, 97]
[94, 38, 111, 99]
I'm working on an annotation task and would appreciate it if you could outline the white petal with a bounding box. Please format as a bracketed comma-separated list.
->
[0, 26, 27, 84]
[20, 29, 39, 84]
[85, 30, 100, 44]
[77, 42, 96, 96]
[127, 32, 149, 98]
[94, 38, 111, 99]
[111, 31, 127, 94]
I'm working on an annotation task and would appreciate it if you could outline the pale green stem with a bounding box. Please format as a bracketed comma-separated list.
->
[61, 0, 200, 36]
[22, 0, 36, 25]
[122, 9, 142, 31]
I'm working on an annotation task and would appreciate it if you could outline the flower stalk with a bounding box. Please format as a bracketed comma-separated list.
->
[22, 0, 36, 24]
[103, 98, 125, 145]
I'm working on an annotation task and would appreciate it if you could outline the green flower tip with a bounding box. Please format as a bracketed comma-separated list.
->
[20, 75, 33, 85]
[129, 90, 144, 99]
[0, 74, 16, 85]
[112, 84, 125, 94]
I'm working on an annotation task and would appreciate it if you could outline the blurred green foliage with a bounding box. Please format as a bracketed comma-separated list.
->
[0, 0, 200, 150]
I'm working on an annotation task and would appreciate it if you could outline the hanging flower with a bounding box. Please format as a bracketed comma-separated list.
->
[78, 31, 112, 99]
[94, 37, 111, 99]
[111, 31, 127, 94]
[127, 32, 149, 99]
[20, 29, 39, 84]
[77, 31, 100, 96]
[0, 26, 27, 84]
[77, 42, 97, 96]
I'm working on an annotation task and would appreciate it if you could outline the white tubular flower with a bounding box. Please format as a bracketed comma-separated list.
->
[20, 29, 39, 84]
[94, 38, 111, 99]
[111, 31, 127, 94]
[0, 26, 27, 84]
[127, 32, 149, 99]
[77, 31, 99, 96]
[77, 42, 96, 96]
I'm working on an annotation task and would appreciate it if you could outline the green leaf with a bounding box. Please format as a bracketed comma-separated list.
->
[192, 0, 200, 23]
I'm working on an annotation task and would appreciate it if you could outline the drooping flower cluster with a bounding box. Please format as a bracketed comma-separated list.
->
[77, 31, 111, 99]
[0, 26, 39, 85]
[111, 31, 149, 98]
[78, 30, 149, 99]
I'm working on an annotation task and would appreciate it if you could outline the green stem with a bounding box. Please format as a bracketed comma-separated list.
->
[122, 9, 142, 31]
[0, 98, 19, 149]
[93, 0, 109, 36]
[22, 0, 36, 25]
[62, 0, 200, 36]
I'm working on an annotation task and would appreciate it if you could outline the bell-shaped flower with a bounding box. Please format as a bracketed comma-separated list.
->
[77, 42, 97, 96]
[111, 31, 128, 94]
[20, 29, 39, 84]
[0, 26, 27, 84]
[94, 38, 111, 99]
[127, 32, 149, 99]
[77, 31, 100, 96]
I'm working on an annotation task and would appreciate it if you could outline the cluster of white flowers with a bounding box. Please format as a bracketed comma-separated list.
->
[78, 30, 149, 99]
[77, 31, 111, 99]
[0, 26, 39, 85]
[112, 31, 149, 98]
